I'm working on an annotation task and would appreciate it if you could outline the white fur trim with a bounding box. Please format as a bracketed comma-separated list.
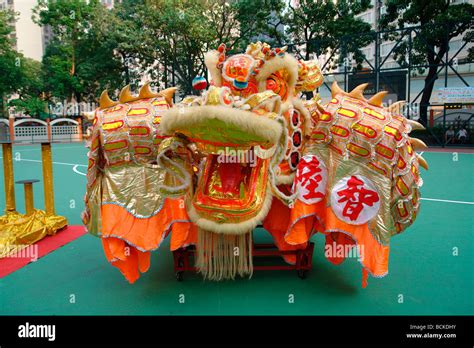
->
[161, 105, 283, 146]
[276, 172, 295, 185]
[204, 50, 222, 87]
[185, 184, 274, 235]
[291, 98, 312, 135]
[281, 99, 311, 134]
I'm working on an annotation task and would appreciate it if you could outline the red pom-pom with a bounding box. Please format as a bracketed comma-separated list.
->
[192, 76, 208, 91]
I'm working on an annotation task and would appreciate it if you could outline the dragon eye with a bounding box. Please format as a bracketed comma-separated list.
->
[266, 72, 289, 101]
[290, 151, 300, 169]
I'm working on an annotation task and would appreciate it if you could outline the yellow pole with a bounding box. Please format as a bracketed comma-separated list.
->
[41, 142, 55, 215]
[2, 143, 16, 213]
[24, 183, 34, 215]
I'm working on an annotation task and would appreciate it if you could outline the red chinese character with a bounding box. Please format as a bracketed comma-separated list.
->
[295, 156, 325, 201]
[336, 176, 379, 221]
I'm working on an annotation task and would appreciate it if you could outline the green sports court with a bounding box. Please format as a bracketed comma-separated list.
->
[0, 142, 472, 315]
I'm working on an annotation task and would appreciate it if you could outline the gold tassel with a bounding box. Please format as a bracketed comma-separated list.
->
[196, 229, 253, 280]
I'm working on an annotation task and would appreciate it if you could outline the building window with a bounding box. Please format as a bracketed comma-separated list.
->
[381, 42, 395, 57]
[357, 11, 373, 24]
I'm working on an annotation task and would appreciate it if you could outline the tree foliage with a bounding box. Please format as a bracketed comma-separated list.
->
[4, 0, 469, 119]
[380, 0, 474, 122]
[0, 9, 24, 117]
[8, 58, 48, 119]
[33, 0, 128, 102]
[126, 0, 286, 95]
[30, 0, 286, 99]
[285, 0, 375, 69]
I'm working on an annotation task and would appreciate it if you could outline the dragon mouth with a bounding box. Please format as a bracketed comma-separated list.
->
[203, 151, 259, 199]
[161, 105, 282, 231]
[196, 148, 267, 205]
[190, 150, 270, 231]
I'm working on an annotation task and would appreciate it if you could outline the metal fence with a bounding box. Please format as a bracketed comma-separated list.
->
[14, 126, 49, 144]
[51, 125, 80, 142]
[0, 119, 82, 144]
[286, 22, 474, 147]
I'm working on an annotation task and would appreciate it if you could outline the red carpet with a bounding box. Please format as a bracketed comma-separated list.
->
[0, 225, 87, 278]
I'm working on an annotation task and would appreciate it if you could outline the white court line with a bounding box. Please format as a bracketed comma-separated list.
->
[14, 158, 87, 167]
[73, 164, 87, 176]
[422, 151, 474, 155]
[421, 198, 474, 205]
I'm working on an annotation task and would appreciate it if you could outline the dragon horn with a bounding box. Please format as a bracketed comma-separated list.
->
[388, 101, 406, 114]
[119, 85, 135, 103]
[159, 87, 178, 106]
[331, 81, 345, 98]
[406, 119, 425, 131]
[410, 137, 428, 150]
[138, 82, 159, 99]
[348, 83, 368, 101]
[99, 90, 118, 109]
[368, 91, 388, 107]
[417, 154, 429, 170]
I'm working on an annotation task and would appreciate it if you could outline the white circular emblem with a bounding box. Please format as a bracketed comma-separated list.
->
[293, 154, 328, 205]
[330, 175, 381, 225]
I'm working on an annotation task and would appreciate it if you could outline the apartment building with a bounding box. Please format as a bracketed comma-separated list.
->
[0, 0, 119, 61]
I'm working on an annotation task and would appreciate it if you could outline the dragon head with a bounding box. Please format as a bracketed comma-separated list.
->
[160, 42, 323, 235]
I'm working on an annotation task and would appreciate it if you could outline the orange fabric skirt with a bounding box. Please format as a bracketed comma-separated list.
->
[266, 196, 390, 283]
[100, 197, 197, 283]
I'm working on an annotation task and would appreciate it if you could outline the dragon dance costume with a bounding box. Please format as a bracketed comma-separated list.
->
[82, 42, 427, 286]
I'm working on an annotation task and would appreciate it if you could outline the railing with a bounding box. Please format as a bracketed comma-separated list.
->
[51, 125, 80, 142]
[283, 22, 473, 147]
[14, 126, 48, 143]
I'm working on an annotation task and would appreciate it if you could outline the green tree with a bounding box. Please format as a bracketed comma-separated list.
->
[8, 58, 48, 119]
[221, 0, 287, 51]
[137, 0, 213, 95]
[33, 0, 96, 102]
[131, 0, 286, 95]
[0, 9, 23, 118]
[34, 0, 128, 105]
[105, 0, 146, 88]
[285, 0, 374, 66]
[380, 0, 474, 124]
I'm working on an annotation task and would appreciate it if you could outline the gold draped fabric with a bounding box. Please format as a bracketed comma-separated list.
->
[0, 210, 67, 258]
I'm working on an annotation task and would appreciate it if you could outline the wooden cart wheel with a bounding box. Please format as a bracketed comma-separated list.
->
[297, 269, 307, 279]
[176, 271, 184, 281]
